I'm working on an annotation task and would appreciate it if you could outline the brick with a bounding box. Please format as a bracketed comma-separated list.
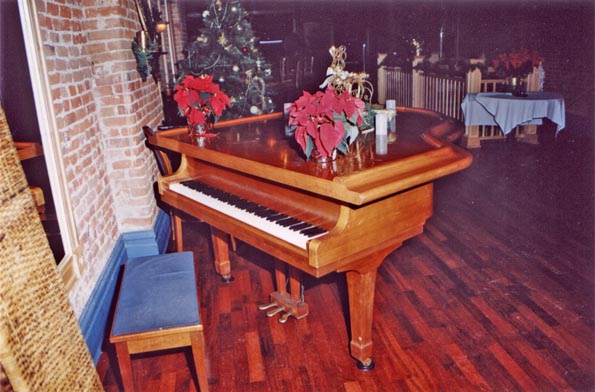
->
[46, 2, 60, 16]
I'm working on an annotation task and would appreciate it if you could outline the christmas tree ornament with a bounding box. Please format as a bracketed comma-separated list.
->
[218, 32, 228, 46]
[232, 65, 239, 72]
[202, 10, 210, 18]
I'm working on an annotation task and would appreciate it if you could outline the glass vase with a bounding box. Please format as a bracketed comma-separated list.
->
[316, 148, 337, 164]
[188, 111, 215, 138]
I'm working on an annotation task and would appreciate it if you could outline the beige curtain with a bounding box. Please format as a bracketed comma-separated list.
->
[0, 105, 103, 391]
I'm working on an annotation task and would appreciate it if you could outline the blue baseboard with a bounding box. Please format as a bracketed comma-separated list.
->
[78, 209, 171, 363]
[153, 209, 172, 253]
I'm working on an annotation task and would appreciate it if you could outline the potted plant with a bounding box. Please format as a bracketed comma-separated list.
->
[173, 74, 231, 136]
[288, 86, 365, 161]
[491, 49, 542, 96]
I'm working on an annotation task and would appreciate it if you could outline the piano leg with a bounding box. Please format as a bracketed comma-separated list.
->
[172, 213, 184, 252]
[210, 227, 234, 282]
[342, 250, 391, 370]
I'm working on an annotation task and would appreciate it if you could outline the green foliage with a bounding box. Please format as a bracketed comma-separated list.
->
[132, 37, 156, 82]
[176, 0, 275, 119]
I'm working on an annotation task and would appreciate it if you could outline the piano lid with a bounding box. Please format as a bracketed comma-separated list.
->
[151, 108, 472, 206]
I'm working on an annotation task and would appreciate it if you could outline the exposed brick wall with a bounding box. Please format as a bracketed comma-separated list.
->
[169, 1, 188, 62]
[34, 0, 163, 314]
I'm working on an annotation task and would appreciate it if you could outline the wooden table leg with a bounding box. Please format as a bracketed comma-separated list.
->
[210, 226, 233, 282]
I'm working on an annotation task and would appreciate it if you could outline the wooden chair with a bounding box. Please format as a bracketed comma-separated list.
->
[109, 252, 209, 391]
[143, 126, 187, 252]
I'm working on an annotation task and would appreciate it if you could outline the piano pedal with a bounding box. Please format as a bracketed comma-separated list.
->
[258, 302, 278, 311]
[266, 306, 285, 318]
[278, 310, 293, 324]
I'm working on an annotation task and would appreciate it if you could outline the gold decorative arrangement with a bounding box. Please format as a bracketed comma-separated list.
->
[319, 45, 374, 103]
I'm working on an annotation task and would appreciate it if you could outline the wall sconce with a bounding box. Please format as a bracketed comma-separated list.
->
[136, 30, 150, 51]
[155, 20, 169, 34]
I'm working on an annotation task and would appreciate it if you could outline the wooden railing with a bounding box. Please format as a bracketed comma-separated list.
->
[377, 66, 412, 107]
[377, 62, 544, 148]
[413, 72, 467, 121]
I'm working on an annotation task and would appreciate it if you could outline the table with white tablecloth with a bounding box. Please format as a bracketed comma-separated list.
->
[461, 92, 566, 136]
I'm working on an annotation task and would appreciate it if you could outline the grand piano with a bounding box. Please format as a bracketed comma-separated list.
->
[149, 107, 472, 369]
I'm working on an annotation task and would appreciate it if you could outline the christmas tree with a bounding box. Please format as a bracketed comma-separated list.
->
[177, 0, 275, 119]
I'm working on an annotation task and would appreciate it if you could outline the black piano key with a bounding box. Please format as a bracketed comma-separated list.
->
[244, 203, 262, 212]
[301, 226, 327, 237]
[266, 213, 288, 222]
[277, 217, 301, 227]
[253, 206, 273, 217]
[289, 222, 311, 231]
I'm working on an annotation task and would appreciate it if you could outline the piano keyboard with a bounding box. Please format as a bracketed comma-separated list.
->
[169, 181, 328, 249]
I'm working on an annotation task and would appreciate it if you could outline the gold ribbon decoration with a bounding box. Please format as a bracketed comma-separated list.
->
[319, 45, 373, 102]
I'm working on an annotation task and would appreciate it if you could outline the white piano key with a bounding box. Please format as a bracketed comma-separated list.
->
[169, 182, 327, 249]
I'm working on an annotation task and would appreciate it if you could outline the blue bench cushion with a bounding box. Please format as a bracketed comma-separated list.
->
[112, 252, 200, 336]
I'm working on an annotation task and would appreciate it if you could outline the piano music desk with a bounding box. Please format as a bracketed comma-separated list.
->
[149, 109, 472, 369]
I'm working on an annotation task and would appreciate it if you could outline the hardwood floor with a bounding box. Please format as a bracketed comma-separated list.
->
[99, 118, 594, 391]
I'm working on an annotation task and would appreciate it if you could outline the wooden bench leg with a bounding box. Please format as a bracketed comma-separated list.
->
[190, 331, 210, 392]
[114, 342, 135, 392]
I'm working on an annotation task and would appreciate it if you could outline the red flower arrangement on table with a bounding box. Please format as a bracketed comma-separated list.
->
[288, 86, 365, 161]
[173, 74, 231, 136]
[491, 48, 542, 78]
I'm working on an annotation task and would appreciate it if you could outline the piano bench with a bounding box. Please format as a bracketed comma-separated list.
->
[109, 252, 209, 392]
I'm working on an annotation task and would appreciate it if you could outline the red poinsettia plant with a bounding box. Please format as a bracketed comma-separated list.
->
[173, 74, 231, 128]
[492, 48, 542, 78]
[288, 86, 365, 160]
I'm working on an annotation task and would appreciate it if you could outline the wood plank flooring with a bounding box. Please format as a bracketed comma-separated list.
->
[99, 119, 594, 391]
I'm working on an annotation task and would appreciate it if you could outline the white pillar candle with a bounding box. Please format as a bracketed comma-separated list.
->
[376, 135, 387, 155]
[386, 100, 396, 111]
[375, 112, 387, 135]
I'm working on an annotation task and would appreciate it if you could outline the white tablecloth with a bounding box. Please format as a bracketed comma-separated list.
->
[461, 92, 566, 135]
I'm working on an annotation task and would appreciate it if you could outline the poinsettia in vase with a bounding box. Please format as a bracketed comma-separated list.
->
[288, 86, 365, 162]
[173, 74, 231, 137]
